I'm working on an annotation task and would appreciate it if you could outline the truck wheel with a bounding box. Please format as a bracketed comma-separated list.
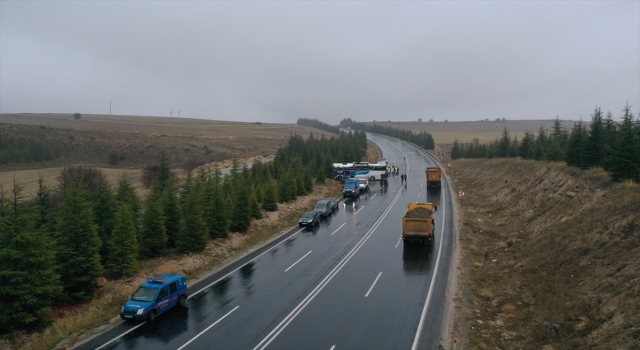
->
[178, 295, 187, 307]
[147, 310, 157, 322]
[369, 176, 375, 181]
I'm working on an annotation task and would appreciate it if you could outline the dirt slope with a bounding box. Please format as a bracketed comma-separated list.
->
[450, 159, 640, 349]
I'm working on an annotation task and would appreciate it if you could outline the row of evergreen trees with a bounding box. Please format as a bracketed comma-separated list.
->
[451, 105, 640, 183]
[0, 130, 367, 335]
[296, 118, 340, 134]
[0, 137, 58, 164]
[338, 118, 435, 150]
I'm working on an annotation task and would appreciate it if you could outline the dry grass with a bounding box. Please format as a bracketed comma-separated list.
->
[368, 119, 576, 144]
[451, 158, 640, 349]
[15, 179, 345, 350]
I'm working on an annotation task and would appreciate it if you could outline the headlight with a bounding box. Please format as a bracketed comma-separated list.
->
[136, 309, 144, 315]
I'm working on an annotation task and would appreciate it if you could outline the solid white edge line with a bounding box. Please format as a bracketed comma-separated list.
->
[354, 205, 365, 214]
[394, 236, 402, 248]
[253, 183, 405, 350]
[330, 223, 345, 236]
[190, 228, 305, 297]
[177, 306, 239, 350]
[284, 251, 312, 272]
[411, 178, 447, 350]
[365, 272, 382, 297]
[96, 228, 304, 350]
[95, 322, 146, 350]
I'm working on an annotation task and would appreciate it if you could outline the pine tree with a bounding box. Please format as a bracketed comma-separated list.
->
[55, 182, 103, 302]
[519, 131, 535, 159]
[608, 104, 640, 182]
[498, 127, 510, 158]
[249, 189, 262, 220]
[262, 179, 278, 212]
[566, 120, 588, 169]
[107, 202, 139, 278]
[139, 195, 167, 258]
[451, 139, 461, 159]
[585, 107, 606, 168]
[207, 183, 229, 239]
[34, 176, 52, 231]
[162, 185, 181, 248]
[229, 182, 251, 233]
[115, 172, 140, 230]
[178, 188, 208, 253]
[91, 175, 116, 262]
[0, 181, 62, 333]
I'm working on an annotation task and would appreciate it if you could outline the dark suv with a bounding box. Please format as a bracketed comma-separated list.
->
[299, 211, 320, 227]
[313, 200, 332, 218]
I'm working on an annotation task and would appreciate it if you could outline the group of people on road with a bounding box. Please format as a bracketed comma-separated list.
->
[400, 173, 407, 182]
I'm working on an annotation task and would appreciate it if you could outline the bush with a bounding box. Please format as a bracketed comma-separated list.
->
[73, 113, 81, 120]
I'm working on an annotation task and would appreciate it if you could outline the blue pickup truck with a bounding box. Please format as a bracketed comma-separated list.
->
[343, 178, 360, 198]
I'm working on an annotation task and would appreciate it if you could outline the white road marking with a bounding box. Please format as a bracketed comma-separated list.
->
[371, 193, 377, 199]
[411, 187, 447, 350]
[331, 223, 345, 236]
[395, 236, 402, 248]
[285, 251, 312, 272]
[365, 272, 382, 297]
[253, 183, 405, 350]
[330, 346, 336, 350]
[191, 228, 305, 297]
[355, 205, 365, 214]
[95, 322, 146, 350]
[177, 306, 239, 350]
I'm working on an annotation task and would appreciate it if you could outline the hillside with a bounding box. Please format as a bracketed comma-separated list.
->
[450, 159, 640, 349]
[0, 113, 335, 171]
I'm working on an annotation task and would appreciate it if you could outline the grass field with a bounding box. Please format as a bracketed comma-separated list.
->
[367, 119, 577, 144]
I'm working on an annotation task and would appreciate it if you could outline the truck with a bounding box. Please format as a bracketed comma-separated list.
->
[426, 167, 442, 188]
[354, 174, 370, 192]
[343, 178, 360, 198]
[402, 203, 436, 245]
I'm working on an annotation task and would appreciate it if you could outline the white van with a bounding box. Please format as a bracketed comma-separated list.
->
[354, 174, 370, 192]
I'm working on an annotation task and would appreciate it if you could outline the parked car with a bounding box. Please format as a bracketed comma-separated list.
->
[299, 211, 320, 227]
[313, 200, 332, 218]
[120, 274, 188, 322]
[325, 197, 339, 212]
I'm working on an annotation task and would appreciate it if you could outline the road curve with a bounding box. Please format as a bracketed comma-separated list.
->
[75, 134, 455, 350]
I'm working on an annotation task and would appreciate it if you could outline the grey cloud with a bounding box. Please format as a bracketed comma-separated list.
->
[1, 1, 638, 124]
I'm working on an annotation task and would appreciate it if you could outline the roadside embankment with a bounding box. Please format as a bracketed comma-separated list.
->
[449, 158, 640, 349]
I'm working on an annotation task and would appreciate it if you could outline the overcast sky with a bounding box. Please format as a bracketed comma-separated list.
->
[1, 1, 638, 124]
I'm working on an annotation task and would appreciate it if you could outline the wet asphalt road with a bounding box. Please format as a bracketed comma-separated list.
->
[76, 134, 454, 350]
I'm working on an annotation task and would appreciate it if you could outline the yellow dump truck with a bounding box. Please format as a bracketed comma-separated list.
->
[426, 167, 442, 188]
[402, 203, 436, 244]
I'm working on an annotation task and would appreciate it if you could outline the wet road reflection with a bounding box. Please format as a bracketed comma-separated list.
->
[402, 242, 433, 275]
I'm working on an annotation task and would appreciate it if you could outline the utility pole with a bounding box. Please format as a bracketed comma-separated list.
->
[178, 110, 180, 118]
[171, 110, 172, 118]
[110, 100, 112, 115]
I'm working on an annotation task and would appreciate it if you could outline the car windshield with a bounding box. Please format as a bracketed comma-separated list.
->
[132, 287, 159, 302]
[302, 212, 314, 218]
[345, 183, 357, 189]
[314, 202, 326, 209]
[358, 180, 366, 184]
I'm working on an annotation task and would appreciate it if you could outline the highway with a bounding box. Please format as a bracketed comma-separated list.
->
[76, 134, 455, 350]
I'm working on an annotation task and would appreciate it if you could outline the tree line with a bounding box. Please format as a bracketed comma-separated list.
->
[0, 130, 367, 335]
[338, 118, 435, 150]
[0, 138, 59, 164]
[296, 118, 340, 134]
[451, 105, 640, 183]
